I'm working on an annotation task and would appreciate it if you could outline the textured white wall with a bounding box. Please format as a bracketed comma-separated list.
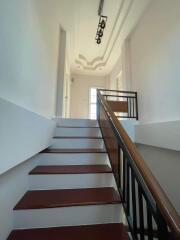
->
[137, 144, 180, 214]
[70, 74, 107, 118]
[130, 0, 180, 123]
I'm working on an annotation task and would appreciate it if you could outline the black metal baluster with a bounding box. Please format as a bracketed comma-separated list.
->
[123, 152, 126, 204]
[156, 208, 169, 240]
[117, 145, 121, 190]
[127, 163, 130, 216]
[138, 185, 145, 240]
[127, 97, 129, 118]
[147, 205, 153, 240]
[132, 97, 134, 118]
[135, 92, 138, 120]
[129, 98, 132, 118]
[97, 98, 100, 121]
[131, 170, 138, 238]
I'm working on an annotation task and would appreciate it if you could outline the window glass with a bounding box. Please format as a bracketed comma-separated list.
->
[89, 88, 97, 119]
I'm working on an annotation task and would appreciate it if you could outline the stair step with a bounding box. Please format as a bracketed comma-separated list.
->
[53, 136, 102, 139]
[29, 165, 112, 175]
[14, 205, 122, 229]
[29, 173, 115, 190]
[50, 138, 104, 149]
[36, 152, 109, 166]
[55, 127, 101, 138]
[55, 118, 99, 127]
[7, 223, 128, 240]
[14, 187, 121, 210]
[42, 148, 107, 153]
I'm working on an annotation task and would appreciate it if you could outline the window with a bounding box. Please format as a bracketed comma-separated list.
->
[89, 88, 97, 119]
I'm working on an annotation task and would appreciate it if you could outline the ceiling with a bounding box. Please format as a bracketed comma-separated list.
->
[70, 0, 151, 76]
[42, 0, 150, 76]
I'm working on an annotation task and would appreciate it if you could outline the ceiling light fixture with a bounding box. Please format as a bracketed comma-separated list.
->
[95, 15, 107, 45]
[95, 0, 107, 45]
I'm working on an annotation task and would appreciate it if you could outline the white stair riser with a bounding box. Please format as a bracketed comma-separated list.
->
[36, 153, 109, 166]
[14, 204, 122, 229]
[55, 118, 99, 127]
[50, 138, 104, 149]
[55, 127, 102, 137]
[29, 174, 116, 190]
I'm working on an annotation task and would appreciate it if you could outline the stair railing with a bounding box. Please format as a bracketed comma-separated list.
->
[99, 89, 138, 120]
[97, 89, 180, 240]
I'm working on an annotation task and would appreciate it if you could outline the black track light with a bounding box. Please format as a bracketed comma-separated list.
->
[95, 15, 107, 45]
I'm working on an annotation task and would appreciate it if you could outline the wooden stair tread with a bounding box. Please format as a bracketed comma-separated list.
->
[29, 165, 112, 175]
[53, 136, 102, 139]
[42, 148, 107, 153]
[14, 187, 121, 210]
[7, 223, 128, 240]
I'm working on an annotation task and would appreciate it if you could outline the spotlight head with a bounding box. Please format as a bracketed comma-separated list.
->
[98, 28, 103, 37]
[100, 19, 106, 29]
[96, 37, 101, 44]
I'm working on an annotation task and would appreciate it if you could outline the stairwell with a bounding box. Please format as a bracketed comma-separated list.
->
[7, 118, 129, 240]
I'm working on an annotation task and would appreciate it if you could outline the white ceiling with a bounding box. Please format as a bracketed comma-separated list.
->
[43, 0, 151, 76]
[70, 0, 151, 76]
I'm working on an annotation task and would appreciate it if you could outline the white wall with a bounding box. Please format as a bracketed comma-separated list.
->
[0, 0, 61, 174]
[0, 2, 70, 235]
[108, 54, 123, 90]
[0, 155, 37, 240]
[70, 74, 107, 119]
[108, 40, 132, 91]
[56, 28, 67, 118]
[0, 0, 60, 118]
[121, 120, 138, 142]
[137, 144, 180, 214]
[130, 0, 180, 124]
[63, 50, 71, 118]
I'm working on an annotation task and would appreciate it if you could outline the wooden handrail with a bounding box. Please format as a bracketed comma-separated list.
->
[97, 89, 180, 239]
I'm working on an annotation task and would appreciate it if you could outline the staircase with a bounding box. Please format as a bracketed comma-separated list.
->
[7, 118, 129, 240]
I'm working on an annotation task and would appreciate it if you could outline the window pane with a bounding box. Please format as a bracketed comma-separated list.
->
[91, 95, 97, 103]
[91, 113, 96, 120]
[91, 88, 97, 95]
[89, 88, 97, 119]
[90, 104, 96, 114]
